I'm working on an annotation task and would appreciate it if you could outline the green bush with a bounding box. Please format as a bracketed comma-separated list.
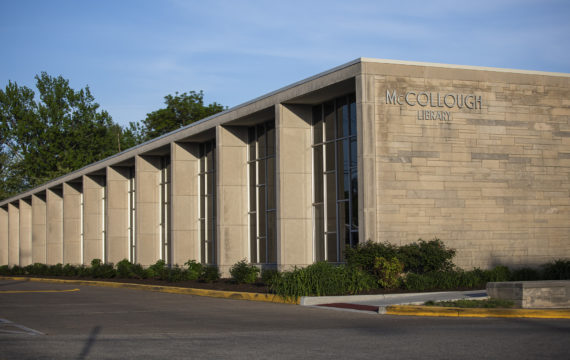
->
[146, 260, 167, 280]
[510, 267, 541, 281]
[485, 265, 511, 282]
[200, 265, 221, 282]
[90, 259, 116, 278]
[230, 259, 260, 284]
[10, 265, 24, 275]
[184, 260, 204, 281]
[116, 259, 134, 278]
[345, 241, 399, 274]
[403, 269, 487, 291]
[165, 266, 188, 282]
[373, 257, 403, 289]
[29, 263, 49, 276]
[49, 263, 64, 276]
[345, 238, 455, 275]
[0, 265, 11, 275]
[398, 239, 456, 273]
[261, 269, 280, 284]
[268, 262, 377, 300]
[542, 259, 570, 280]
[62, 264, 79, 276]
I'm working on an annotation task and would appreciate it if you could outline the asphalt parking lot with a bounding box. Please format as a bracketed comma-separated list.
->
[1, 279, 569, 359]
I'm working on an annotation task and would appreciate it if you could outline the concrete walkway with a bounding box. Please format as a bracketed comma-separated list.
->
[301, 290, 488, 313]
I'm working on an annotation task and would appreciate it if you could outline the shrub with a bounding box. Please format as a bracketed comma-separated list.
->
[403, 269, 487, 291]
[542, 259, 570, 280]
[230, 259, 260, 284]
[345, 238, 456, 275]
[90, 259, 116, 278]
[373, 257, 403, 289]
[268, 262, 377, 300]
[345, 241, 399, 274]
[261, 269, 280, 284]
[165, 266, 187, 282]
[62, 264, 79, 276]
[10, 265, 24, 275]
[146, 260, 167, 280]
[49, 263, 64, 276]
[476, 265, 511, 282]
[0, 265, 11, 275]
[200, 265, 221, 283]
[29, 263, 49, 276]
[116, 259, 133, 278]
[398, 238, 456, 273]
[185, 260, 204, 281]
[510, 267, 541, 281]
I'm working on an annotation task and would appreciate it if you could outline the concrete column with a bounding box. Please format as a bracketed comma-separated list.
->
[356, 74, 377, 244]
[276, 104, 313, 270]
[106, 166, 129, 264]
[19, 199, 32, 266]
[0, 206, 8, 265]
[32, 194, 47, 264]
[63, 182, 82, 265]
[171, 142, 200, 265]
[83, 175, 104, 264]
[8, 203, 19, 266]
[216, 125, 248, 276]
[136, 155, 161, 266]
[46, 188, 63, 265]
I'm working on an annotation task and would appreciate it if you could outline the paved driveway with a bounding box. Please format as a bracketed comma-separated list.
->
[1, 280, 569, 359]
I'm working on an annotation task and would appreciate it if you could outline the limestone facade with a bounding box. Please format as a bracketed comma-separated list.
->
[0, 59, 568, 274]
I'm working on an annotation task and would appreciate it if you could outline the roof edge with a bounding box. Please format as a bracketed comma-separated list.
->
[360, 58, 570, 78]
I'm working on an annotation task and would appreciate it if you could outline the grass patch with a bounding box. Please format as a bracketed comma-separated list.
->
[424, 298, 515, 308]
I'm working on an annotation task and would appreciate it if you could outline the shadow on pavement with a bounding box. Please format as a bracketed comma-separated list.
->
[78, 326, 101, 360]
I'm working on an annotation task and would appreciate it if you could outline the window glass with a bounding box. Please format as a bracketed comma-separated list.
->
[313, 94, 357, 262]
[324, 102, 335, 141]
[313, 106, 323, 144]
[267, 157, 275, 210]
[313, 145, 323, 203]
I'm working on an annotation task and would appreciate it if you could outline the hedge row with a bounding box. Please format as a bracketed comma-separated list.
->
[0, 259, 222, 283]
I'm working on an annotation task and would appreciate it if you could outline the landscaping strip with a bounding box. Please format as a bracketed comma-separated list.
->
[384, 305, 570, 319]
[0, 276, 298, 305]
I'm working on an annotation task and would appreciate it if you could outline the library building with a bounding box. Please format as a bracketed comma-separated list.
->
[1, 58, 569, 275]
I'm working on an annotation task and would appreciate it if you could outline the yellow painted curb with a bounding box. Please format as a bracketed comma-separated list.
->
[0, 276, 299, 305]
[385, 305, 570, 319]
[0, 288, 80, 294]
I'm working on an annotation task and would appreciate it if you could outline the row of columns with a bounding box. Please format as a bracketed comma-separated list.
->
[0, 104, 331, 274]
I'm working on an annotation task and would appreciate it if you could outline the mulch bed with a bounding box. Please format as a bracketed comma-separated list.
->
[11, 275, 485, 295]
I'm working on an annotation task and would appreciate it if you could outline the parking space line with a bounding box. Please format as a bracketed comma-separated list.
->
[0, 319, 44, 336]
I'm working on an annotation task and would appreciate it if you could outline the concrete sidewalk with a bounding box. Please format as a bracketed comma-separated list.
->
[301, 290, 570, 319]
[301, 289, 487, 307]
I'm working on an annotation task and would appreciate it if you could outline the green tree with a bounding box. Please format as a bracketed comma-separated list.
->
[0, 72, 132, 200]
[140, 91, 225, 141]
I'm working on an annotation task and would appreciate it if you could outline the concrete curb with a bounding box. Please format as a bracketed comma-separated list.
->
[0, 276, 299, 305]
[384, 305, 570, 319]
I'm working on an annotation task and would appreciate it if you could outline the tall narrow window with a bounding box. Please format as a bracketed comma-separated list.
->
[160, 157, 171, 265]
[248, 121, 276, 264]
[199, 141, 216, 264]
[80, 192, 84, 265]
[127, 167, 135, 263]
[313, 94, 358, 262]
[101, 185, 106, 263]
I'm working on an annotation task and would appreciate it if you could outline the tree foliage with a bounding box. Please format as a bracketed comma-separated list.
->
[139, 91, 225, 141]
[0, 72, 134, 200]
[0, 73, 225, 201]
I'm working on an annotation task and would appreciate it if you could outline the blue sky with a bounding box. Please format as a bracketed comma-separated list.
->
[1, 0, 569, 127]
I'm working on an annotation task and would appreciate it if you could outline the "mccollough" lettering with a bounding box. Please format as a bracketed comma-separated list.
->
[386, 90, 482, 110]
